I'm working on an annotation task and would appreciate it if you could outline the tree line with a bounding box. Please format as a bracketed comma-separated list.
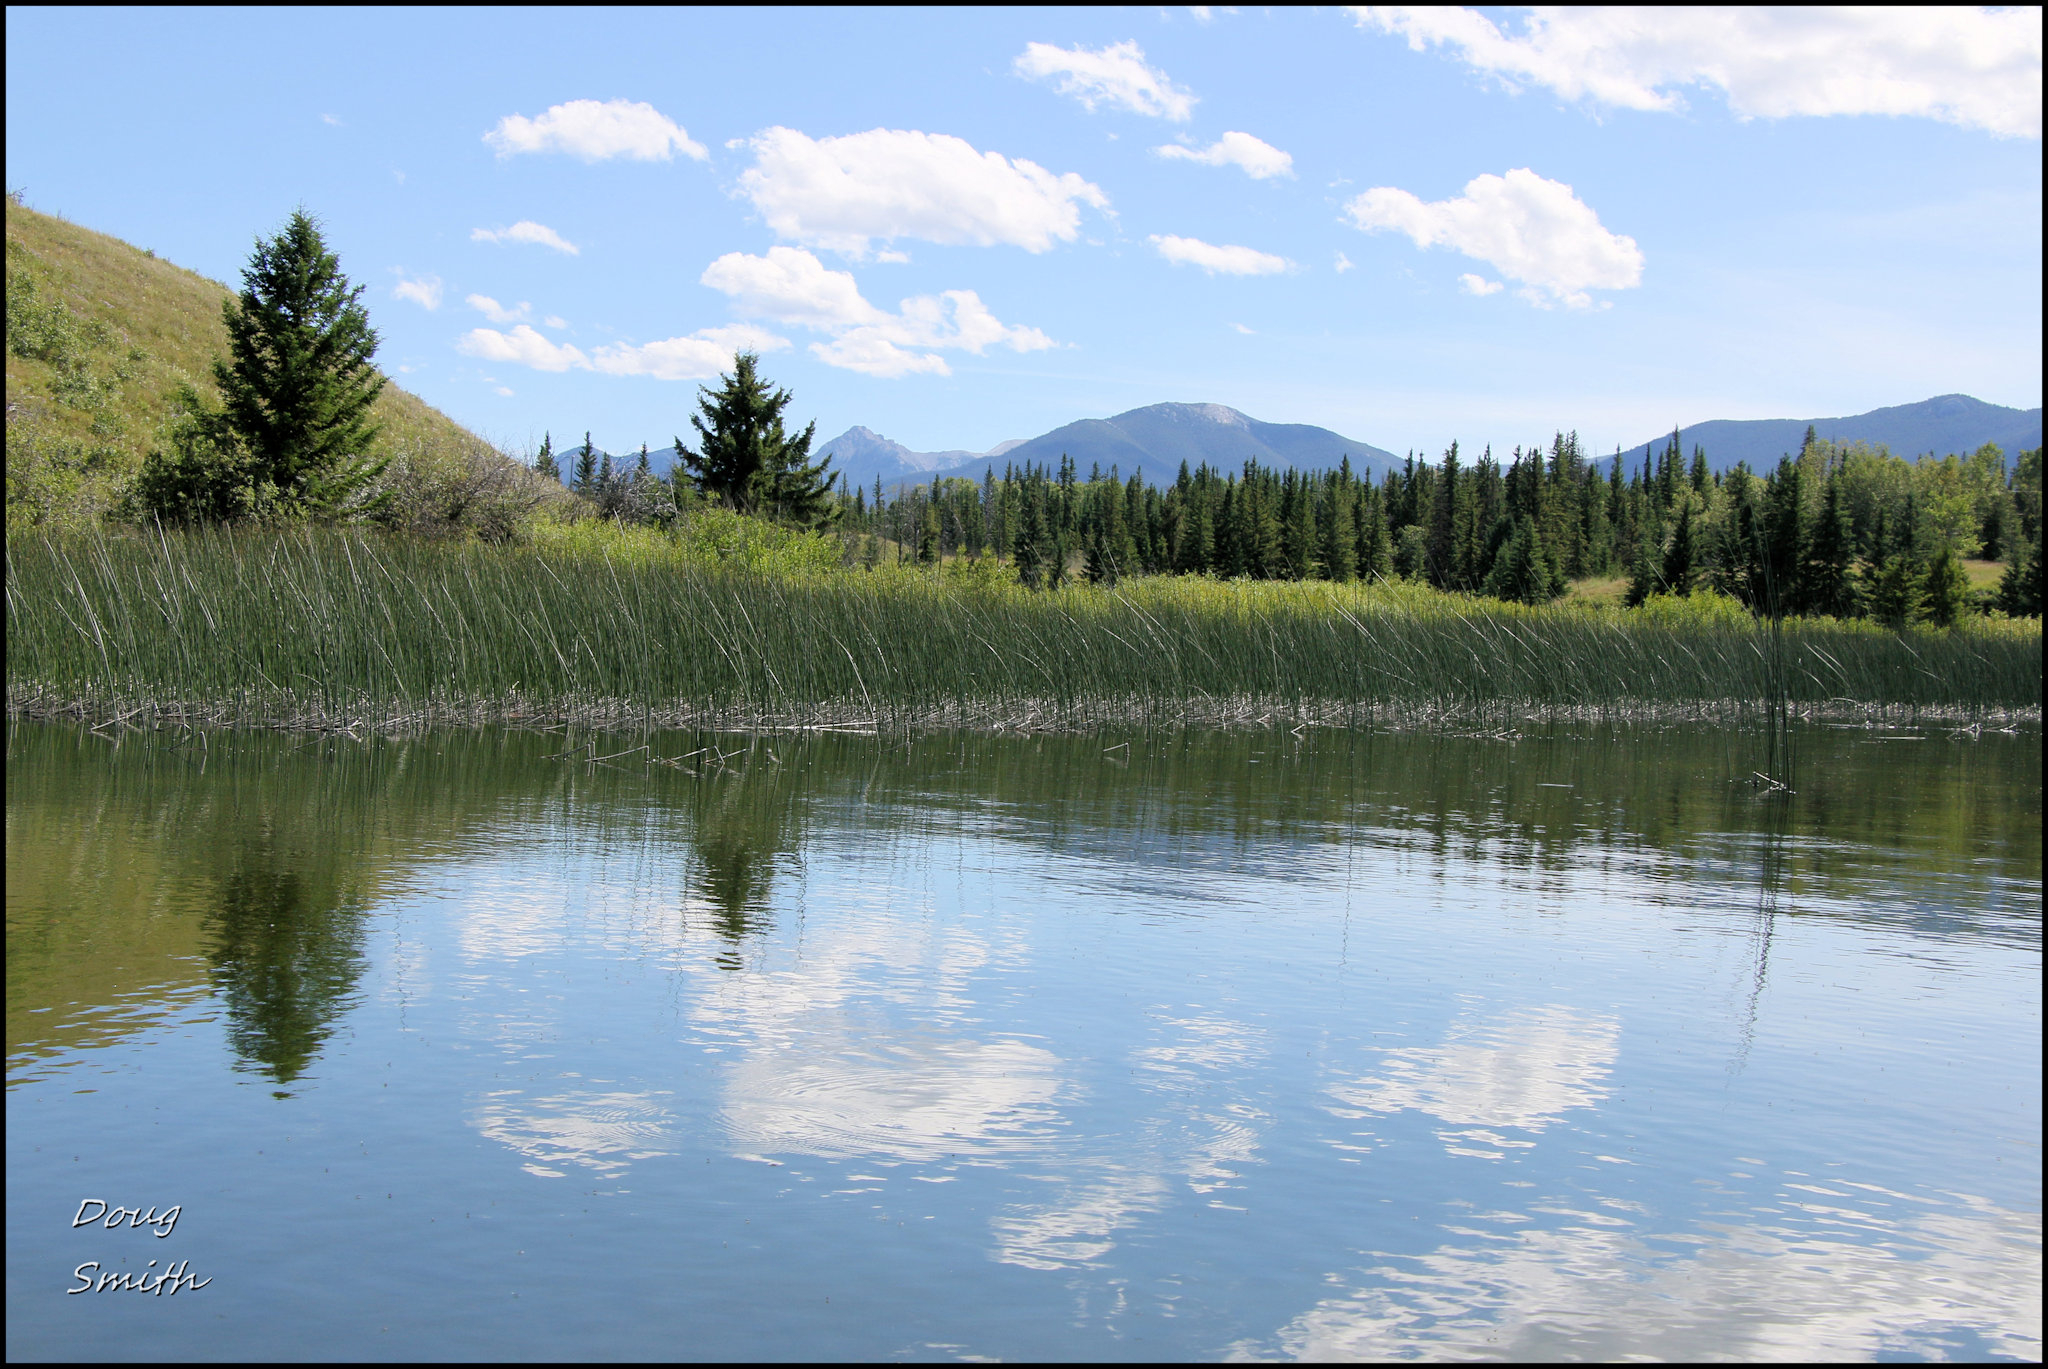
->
[803, 428, 2040, 622]
[126, 209, 2039, 624]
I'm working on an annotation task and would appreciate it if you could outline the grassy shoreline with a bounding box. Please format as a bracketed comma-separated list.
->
[8, 526, 2040, 734]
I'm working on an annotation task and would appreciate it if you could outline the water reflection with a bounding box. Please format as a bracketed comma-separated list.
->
[1327, 1004, 1619, 1152]
[678, 746, 809, 956]
[992, 1012, 1274, 1272]
[1257, 1193, 2042, 1361]
[471, 1089, 677, 1178]
[6, 717, 2038, 1361]
[203, 836, 368, 1087]
[689, 919, 1063, 1161]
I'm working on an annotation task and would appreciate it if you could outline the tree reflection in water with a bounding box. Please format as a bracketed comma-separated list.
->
[678, 745, 808, 966]
[204, 836, 368, 1091]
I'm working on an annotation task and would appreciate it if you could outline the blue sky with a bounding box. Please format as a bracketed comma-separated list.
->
[6, 6, 2040, 462]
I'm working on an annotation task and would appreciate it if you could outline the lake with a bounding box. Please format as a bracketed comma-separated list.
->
[6, 718, 2040, 1362]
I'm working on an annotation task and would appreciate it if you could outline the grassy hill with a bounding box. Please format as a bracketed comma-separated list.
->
[5, 195, 558, 534]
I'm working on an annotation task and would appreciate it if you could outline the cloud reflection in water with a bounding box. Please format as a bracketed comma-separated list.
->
[692, 915, 1063, 1162]
[1254, 1195, 2042, 1362]
[1327, 1004, 1619, 1155]
[471, 1089, 679, 1178]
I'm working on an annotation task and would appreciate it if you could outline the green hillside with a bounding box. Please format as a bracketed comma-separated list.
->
[5, 195, 559, 534]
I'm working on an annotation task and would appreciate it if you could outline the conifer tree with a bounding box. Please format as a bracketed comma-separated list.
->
[1426, 441, 1461, 587]
[675, 353, 835, 525]
[1624, 529, 1660, 607]
[574, 432, 597, 491]
[1869, 553, 1925, 629]
[1761, 458, 1805, 617]
[1225, 478, 1256, 577]
[1922, 545, 1969, 627]
[1282, 471, 1317, 580]
[1357, 485, 1392, 580]
[1123, 472, 1147, 571]
[1320, 467, 1358, 582]
[1577, 467, 1611, 577]
[1016, 481, 1048, 589]
[1099, 470, 1129, 577]
[982, 467, 999, 557]
[1661, 500, 1696, 596]
[207, 208, 388, 519]
[1179, 478, 1216, 574]
[1996, 538, 2041, 616]
[533, 431, 557, 482]
[1802, 475, 1857, 618]
[1486, 517, 1561, 605]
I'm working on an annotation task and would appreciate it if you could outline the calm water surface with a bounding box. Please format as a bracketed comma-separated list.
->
[6, 719, 2040, 1361]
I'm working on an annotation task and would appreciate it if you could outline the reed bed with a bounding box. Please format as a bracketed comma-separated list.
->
[7, 526, 2040, 733]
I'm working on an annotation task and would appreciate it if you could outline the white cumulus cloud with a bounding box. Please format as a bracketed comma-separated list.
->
[702, 246, 882, 330]
[810, 333, 953, 380]
[1154, 131, 1294, 179]
[391, 271, 442, 310]
[700, 246, 1056, 379]
[484, 98, 709, 161]
[1354, 6, 2041, 139]
[737, 127, 1108, 257]
[591, 326, 790, 382]
[543, 315, 569, 330]
[1458, 273, 1503, 296]
[1333, 251, 1355, 273]
[466, 294, 530, 324]
[456, 324, 588, 373]
[459, 321, 788, 382]
[1344, 168, 1642, 308]
[1015, 39, 1198, 120]
[1148, 234, 1294, 276]
[472, 221, 580, 255]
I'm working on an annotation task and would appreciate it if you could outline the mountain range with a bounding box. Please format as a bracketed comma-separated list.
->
[807, 393, 2040, 492]
[816, 403, 1398, 491]
[622, 393, 2039, 493]
[1616, 394, 2040, 473]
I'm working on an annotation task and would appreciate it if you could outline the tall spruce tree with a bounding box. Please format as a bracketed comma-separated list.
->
[1282, 471, 1317, 579]
[209, 208, 389, 518]
[1661, 500, 1696, 596]
[1486, 517, 1562, 605]
[1624, 528, 1660, 607]
[1016, 481, 1048, 589]
[1426, 441, 1461, 587]
[675, 353, 835, 525]
[1321, 466, 1358, 582]
[1760, 458, 1805, 617]
[574, 433, 597, 491]
[1997, 538, 2042, 616]
[1869, 553, 1925, 629]
[1357, 485, 1392, 581]
[1922, 545, 1969, 628]
[533, 431, 557, 481]
[1802, 475, 1857, 618]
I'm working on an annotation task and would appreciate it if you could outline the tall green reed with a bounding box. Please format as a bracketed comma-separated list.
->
[7, 526, 2039, 729]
